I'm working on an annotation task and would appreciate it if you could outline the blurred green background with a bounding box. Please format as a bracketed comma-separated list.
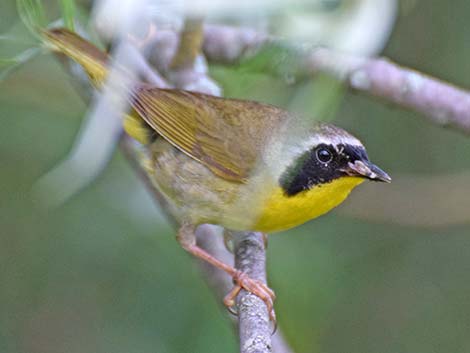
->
[2, 1, 470, 352]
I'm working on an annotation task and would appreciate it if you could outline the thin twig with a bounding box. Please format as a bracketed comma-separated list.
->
[170, 17, 204, 70]
[196, 227, 293, 353]
[232, 231, 272, 353]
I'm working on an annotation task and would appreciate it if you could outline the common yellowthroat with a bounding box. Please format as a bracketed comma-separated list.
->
[42, 28, 390, 320]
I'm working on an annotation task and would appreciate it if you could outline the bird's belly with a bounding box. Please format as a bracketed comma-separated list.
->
[142, 139, 260, 229]
[253, 177, 364, 233]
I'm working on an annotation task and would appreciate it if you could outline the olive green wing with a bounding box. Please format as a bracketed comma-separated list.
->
[130, 87, 290, 182]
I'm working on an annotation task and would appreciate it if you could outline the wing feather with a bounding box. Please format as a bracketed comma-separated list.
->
[130, 87, 291, 182]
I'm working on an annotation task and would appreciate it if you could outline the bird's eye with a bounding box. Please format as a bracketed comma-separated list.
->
[316, 147, 333, 163]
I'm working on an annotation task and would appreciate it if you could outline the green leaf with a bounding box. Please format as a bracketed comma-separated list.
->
[16, 0, 46, 35]
[60, 0, 76, 31]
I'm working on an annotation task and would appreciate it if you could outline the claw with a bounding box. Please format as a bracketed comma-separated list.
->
[223, 284, 241, 316]
[223, 271, 277, 326]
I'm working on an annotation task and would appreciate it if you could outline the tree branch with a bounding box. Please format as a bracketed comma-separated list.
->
[304, 50, 470, 134]
[201, 24, 470, 135]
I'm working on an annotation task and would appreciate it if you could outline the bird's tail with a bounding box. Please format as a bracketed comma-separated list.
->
[42, 28, 109, 87]
[42, 28, 153, 145]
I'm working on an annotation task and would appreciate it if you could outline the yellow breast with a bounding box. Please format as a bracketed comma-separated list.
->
[253, 176, 364, 233]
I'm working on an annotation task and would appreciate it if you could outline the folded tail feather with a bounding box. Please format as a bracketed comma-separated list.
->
[42, 28, 109, 87]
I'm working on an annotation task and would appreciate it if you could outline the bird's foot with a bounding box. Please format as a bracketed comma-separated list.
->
[223, 270, 276, 323]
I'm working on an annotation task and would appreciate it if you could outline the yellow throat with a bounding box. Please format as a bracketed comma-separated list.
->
[253, 176, 364, 233]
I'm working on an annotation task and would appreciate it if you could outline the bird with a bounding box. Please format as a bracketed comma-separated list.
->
[41, 28, 391, 321]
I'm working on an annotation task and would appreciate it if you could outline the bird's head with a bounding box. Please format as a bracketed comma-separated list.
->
[279, 124, 391, 196]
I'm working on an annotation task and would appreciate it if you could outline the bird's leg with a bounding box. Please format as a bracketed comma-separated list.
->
[177, 223, 276, 321]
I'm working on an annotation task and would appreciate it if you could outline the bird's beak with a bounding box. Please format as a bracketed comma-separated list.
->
[346, 160, 391, 183]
